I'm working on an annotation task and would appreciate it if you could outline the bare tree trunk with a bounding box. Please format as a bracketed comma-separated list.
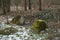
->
[2, 0, 10, 15]
[2, 0, 6, 14]
[29, 0, 31, 10]
[0, 0, 1, 6]
[24, 0, 27, 11]
[6, 0, 10, 24]
[2, 0, 10, 24]
[39, 0, 42, 11]
[7, 0, 10, 12]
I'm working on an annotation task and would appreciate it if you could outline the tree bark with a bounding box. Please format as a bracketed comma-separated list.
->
[2, 0, 10, 15]
[29, 0, 31, 10]
[24, 0, 27, 11]
[39, 0, 42, 11]
[0, 0, 2, 7]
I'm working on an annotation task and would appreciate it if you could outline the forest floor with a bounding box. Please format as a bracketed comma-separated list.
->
[0, 15, 60, 40]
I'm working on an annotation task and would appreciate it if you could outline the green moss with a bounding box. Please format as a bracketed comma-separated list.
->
[0, 27, 18, 35]
[31, 20, 48, 34]
[11, 15, 21, 25]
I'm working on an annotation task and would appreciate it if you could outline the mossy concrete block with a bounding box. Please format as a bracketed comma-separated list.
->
[31, 20, 48, 34]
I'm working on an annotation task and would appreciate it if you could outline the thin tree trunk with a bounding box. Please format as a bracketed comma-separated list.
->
[24, 0, 27, 11]
[39, 0, 42, 11]
[6, 0, 10, 24]
[7, 0, 10, 12]
[0, 0, 1, 6]
[29, 0, 31, 10]
[2, 0, 6, 14]
[2, 0, 10, 15]
[2, 0, 10, 24]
